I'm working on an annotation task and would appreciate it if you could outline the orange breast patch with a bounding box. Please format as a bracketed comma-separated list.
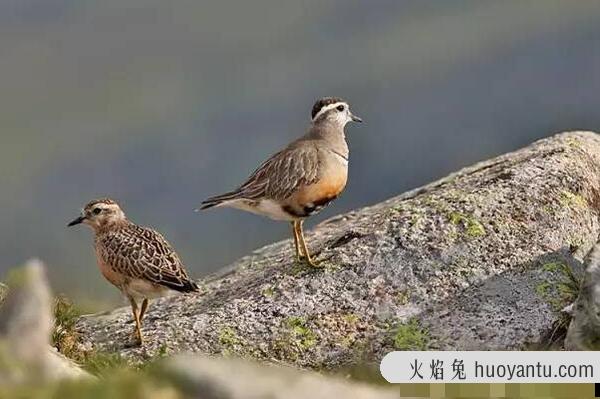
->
[295, 169, 348, 206]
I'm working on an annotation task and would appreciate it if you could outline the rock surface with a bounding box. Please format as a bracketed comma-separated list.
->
[77, 132, 600, 367]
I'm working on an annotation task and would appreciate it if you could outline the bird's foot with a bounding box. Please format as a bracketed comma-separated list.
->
[300, 256, 323, 268]
[130, 329, 144, 347]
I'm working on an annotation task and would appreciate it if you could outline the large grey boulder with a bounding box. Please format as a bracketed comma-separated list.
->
[77, 132, 600, 368]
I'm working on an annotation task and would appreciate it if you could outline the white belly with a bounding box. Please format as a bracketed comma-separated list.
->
[125, 279, 170, 300]
[225, 198, 294, 221]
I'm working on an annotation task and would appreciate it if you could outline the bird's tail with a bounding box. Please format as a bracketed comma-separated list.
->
[160, 276, 200, 293]
[181, 279, 200, 293]
[198, 190, 242, 210]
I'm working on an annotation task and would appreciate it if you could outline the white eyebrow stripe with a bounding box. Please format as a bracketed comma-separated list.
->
[312, 102, 346, 121]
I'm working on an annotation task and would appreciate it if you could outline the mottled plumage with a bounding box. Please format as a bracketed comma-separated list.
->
[68, 198, 198, 345]
[199, 97, 362, 266]
[95, 223, 197, 294]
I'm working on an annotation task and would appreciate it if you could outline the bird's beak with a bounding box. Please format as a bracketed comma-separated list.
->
[350, 113, 363, 123]
[67, 215, 85, 227]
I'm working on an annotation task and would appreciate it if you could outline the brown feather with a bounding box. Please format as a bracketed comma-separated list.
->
[95, 223, 198, 293]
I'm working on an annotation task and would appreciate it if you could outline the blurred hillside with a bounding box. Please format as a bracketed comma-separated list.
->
[2, 0, 600, 303]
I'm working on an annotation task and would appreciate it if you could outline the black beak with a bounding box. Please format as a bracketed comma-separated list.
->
[350, 114, 363, 123]
[67, 216, 85, 227]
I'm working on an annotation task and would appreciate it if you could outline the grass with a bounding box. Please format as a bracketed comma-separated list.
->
[51, 294, 136, 376]
[52, 295, 83, 361]
[534, 261, 583, 349]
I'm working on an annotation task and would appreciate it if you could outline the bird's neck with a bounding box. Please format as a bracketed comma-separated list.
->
[309, 122, 349, 157]
[93, 218, 130, 235]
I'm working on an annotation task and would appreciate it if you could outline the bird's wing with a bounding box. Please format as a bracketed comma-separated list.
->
[237, 144, 321, 201]
[100, 225, 198, 292]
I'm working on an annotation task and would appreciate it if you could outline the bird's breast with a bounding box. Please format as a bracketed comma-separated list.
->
[283, 158, 348, 218]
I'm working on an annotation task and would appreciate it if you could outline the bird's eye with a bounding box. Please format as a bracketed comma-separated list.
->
[92, 208, 102, 215]
[336, 105, 345, 112]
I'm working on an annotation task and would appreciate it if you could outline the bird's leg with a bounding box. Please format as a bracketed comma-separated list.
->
[296, 220, 319, 267]
[291, 221, 304, 261]
[128, 296, 143, 345]
[139, 298, 150, 322]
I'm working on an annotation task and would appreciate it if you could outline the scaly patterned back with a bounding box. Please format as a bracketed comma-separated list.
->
[95, 222, 198, 292]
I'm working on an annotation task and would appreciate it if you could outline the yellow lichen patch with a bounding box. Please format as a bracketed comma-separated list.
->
[559, 190, 587, 209]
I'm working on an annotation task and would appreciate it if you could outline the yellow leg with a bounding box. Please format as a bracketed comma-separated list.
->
[291, 221, 304, 261]
[139, 298, 150, 322]
[296, 220, 318, 267]
[128, 297, 143, 345]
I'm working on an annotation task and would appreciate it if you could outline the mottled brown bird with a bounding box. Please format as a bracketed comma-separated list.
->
[68, 198, 198, 344]
[199, 97, 362, 266]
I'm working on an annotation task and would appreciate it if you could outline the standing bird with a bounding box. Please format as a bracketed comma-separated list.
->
[199, 97, 362, 267]
[68, 198, 198, 345]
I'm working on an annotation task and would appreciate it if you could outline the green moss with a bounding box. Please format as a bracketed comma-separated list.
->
[392, 318, 429, 350]
[218, 327, 242, 353]
[541, 204, 555, 215]
[535, 281, 551, 297]
[565, 137, 583, 149]
[273, 317, 318, 361]
[542, 262, 561, 273]
[395, 290, 410, 305]
[217, 326, 267, 359]
[406, 210, 424, 229]
[261, 285, 275, 298]
[157, 344, 168, 357]
[342, 314, 359, 325]
[559, 190, 587, 209]
[537, 262, 582, 312]
[285, 317, 317, 349]
[534, 261, 584, 349]
[448, 212, 486, 238]
[290, 261, 313, 276]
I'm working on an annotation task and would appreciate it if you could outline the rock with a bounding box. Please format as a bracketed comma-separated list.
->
[77, 132, 600, 367]
[0, 259, 91, 383]
[161, 355, 397, 399]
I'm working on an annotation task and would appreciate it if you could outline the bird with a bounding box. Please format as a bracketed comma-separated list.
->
[67, 198, 198, 345]
[199, 97, 362, 267]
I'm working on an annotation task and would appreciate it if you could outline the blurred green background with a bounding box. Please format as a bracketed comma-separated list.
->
[2, 0, 600, 305]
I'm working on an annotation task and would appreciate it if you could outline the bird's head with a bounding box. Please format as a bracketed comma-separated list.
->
[311, 97, 362, 127]
[67, 198, 127, 231]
